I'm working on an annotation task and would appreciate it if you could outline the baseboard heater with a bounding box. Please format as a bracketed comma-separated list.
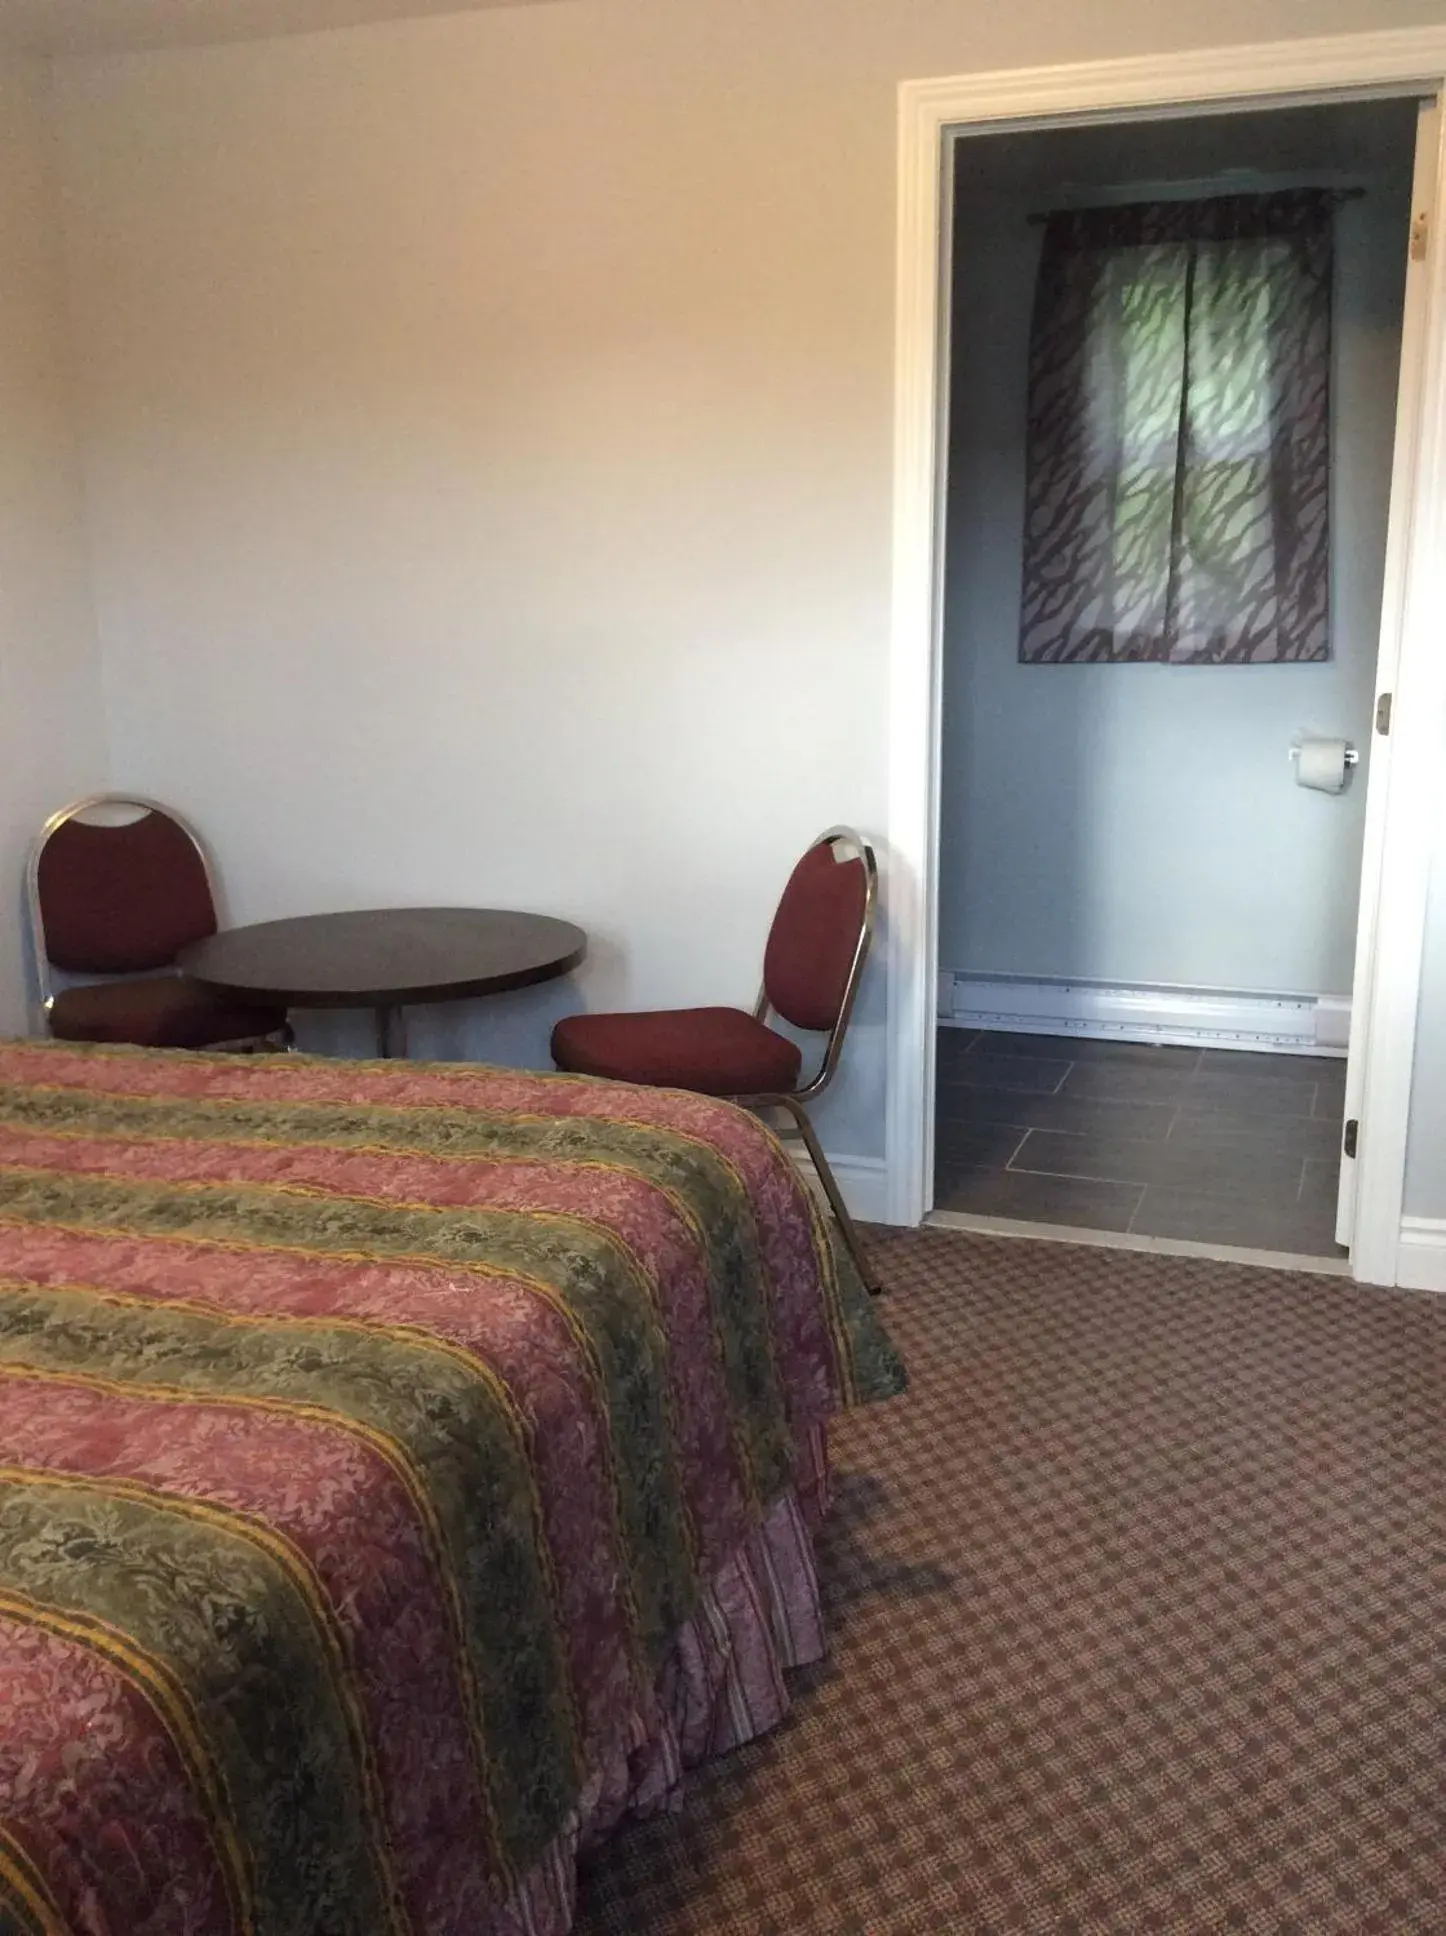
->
[939, 973, 1350, 1056]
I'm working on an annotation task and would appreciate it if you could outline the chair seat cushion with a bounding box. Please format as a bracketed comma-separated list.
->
[551, 1006, 803, 1097]
[50, 976, 287, 1050]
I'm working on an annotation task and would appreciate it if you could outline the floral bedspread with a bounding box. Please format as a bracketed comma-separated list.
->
[0, 1039, 902, 1936]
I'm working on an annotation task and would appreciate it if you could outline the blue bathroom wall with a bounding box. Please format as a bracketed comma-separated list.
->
[939, 107, 1414, 999]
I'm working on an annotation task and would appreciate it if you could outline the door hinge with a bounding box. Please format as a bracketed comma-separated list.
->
[1412, 210, 1429, 261]
[1344, 1119, 1359, 1160]
[1375, 691, 1393, 736]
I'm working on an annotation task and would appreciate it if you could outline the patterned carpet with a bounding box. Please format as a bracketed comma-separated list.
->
[575, 1226, 1445, 1935]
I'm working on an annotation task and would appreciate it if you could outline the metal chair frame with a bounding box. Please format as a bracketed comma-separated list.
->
[26, 793, 290, 1052]
[732, 825, 882, 1294]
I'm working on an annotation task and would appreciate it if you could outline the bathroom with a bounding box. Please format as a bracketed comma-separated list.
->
[933, 96, 1418, 1261]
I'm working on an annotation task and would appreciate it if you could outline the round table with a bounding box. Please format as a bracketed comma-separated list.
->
[179, 907, 587, 1058]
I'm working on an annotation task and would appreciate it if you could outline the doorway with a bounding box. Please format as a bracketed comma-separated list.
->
[884, 30, 1446, 1287]
[932, 98, 1416, 1263]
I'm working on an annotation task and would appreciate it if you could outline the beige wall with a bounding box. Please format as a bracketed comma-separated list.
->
[51, 0, 1446, 1169]
[0, 52, 105, 1035]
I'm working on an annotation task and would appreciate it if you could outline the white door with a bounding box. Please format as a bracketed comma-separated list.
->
[1336, 95, 1440, 1251]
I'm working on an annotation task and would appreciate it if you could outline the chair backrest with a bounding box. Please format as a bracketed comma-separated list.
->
[760, 828, 877, 1089]
[28, 796, 218, 1003]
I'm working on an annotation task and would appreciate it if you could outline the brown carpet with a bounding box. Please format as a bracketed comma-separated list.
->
[575, 1226, 1445, 1935]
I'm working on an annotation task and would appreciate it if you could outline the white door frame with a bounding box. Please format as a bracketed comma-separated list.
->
[885, 27, 1446, 1285]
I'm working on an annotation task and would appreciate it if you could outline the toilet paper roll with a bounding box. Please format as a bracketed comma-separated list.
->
[1295, 738, 1351, 794]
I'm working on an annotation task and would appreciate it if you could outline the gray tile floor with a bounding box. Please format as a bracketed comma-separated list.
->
[934, 1029, 1349, 1259]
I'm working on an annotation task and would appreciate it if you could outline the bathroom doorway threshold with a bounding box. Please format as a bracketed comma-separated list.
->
[925, 1208, 1353, 1277]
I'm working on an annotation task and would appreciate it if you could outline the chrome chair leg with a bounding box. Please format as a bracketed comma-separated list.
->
[777, 1096, 883, 1296]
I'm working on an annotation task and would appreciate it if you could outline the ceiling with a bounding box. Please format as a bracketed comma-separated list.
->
[0, 0, 561, 56]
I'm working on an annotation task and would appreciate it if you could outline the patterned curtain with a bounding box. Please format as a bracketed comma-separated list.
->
[1018, 190, 1339, 665]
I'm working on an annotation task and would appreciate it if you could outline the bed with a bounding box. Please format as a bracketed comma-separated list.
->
[0, 1038, 903, 1936]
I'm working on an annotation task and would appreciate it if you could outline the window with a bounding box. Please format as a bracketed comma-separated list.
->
[1018, 191, 1339, 665]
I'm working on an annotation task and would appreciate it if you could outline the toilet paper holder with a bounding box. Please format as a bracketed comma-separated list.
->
[1288, 742, 1358, 767]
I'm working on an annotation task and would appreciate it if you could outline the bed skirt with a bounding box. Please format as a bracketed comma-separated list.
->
[495, 1425, 832, 1935]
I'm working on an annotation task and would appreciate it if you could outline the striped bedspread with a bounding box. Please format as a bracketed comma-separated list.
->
[0, 1039, 903, 1936]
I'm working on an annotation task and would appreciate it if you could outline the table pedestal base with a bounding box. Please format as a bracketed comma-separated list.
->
[375, 1004, 408, 1059]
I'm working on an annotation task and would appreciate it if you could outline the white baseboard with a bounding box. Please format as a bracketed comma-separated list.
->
[940, 973, 1349, 1057]
[1396, 1216, 1446, 1292]
[787, 1149, 889, 1224]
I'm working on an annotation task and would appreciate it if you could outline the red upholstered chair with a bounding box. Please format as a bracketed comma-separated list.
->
[551, 827, 881, 1292]
[26, 795, 289, 1052]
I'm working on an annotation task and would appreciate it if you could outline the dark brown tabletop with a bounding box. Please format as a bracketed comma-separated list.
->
[179, 907, 586, 1057]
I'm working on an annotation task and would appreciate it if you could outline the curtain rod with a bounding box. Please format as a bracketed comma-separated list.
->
[1025, 186, 1367, 225]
